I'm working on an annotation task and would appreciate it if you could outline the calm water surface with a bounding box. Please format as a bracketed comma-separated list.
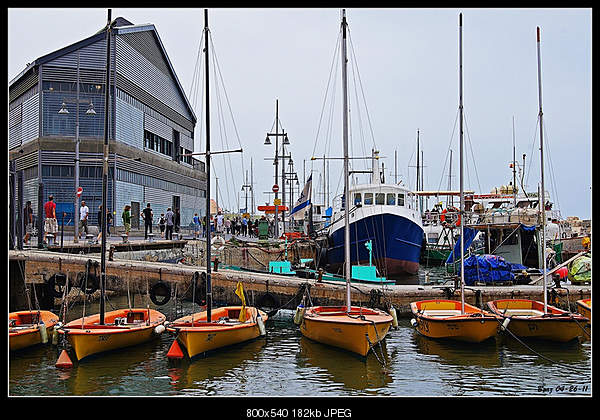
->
[9, 267, 591, 397]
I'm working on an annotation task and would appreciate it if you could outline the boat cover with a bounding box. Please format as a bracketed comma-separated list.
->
[459, 254, 527, 285]
[445, 227, 477, 264]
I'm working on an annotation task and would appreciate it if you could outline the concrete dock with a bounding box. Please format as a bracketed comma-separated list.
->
[9, 248, 591, 317]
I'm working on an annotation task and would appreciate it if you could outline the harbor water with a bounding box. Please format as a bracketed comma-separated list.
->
[9, 267, 591, 398]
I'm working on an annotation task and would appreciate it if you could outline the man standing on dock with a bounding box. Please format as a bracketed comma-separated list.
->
[79, 200, 89, 239]
[43, 195, 57, 244]
[165, 207, 175, 240]
[142, 203, 153, 240]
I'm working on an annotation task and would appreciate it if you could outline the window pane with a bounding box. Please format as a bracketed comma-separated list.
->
[364, 193, 373, 205]
[353, 193, 361, 205]
[386, 193, 395, 205]
[398, 194, 405, 206]
[375, 193, 385, 205]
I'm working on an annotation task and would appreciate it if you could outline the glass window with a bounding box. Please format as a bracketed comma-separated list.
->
[386, 193, 396, 205]
[364, 193, 373, 205]
[427, 233, 439, 243]
[353, 193, 362, 205]
[397, 193, 405, 206]
[375, 193, 385, 205]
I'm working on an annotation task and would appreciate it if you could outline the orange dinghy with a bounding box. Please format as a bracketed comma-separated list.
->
[9, 310, 59, 351]
[58, 308, 166, 361]
[166, 306, 268, 359]
[300, 306, 393, 357]
[576, 298, 591, 322]
[410, 300, 500, 343]
[487, 299, 589, 342]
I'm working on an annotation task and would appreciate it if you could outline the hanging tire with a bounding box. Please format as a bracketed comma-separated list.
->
[149, 282, 171, 306]
[192, 272, 206, 305]
[78, 272, 99, 295]
[256, 292, 280, 317]
[47, 273, 68, 298]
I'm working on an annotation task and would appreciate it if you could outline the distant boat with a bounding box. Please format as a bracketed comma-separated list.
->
[164, 10, 266, 359]
[59, 308, 166, 360]
[410, 14, 500, 344]
[299, 10, 393, 357]
[9, 310, 59, 351]
[486, 27, 589, 343]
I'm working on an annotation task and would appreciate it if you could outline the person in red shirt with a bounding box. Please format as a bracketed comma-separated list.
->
[43, 195, 58, 244]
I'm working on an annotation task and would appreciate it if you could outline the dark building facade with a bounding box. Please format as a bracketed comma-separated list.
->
[9, 17, 206, 232]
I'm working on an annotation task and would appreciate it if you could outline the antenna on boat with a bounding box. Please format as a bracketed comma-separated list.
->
[536, 26, 548, 314]
[458, 12, 465, 315]
[341, 9, 352, 312]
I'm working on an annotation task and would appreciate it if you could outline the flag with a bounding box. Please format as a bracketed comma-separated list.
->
[290, 175, 312, 221]
[234, 281, 247, 322]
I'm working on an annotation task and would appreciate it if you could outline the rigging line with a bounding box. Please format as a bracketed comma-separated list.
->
[542, 123, 561, 216]
[323, 44, 340, 163]
[311, 30, 342, 159]
[188, 30, 205, 110]
[347, 29, 377, 151]
[348, 40, 369, 172]
[525, 116, 540, 191]
[462, 111, 482, 194]
[211, 71, 232, 210]
[209, 35, 245, 196]
[436, 108, 460, 193]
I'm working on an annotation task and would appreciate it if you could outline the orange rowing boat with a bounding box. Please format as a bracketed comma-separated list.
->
[9, 310, 59, 351]
[410, 300, 500, 343]
[58, 308, 166, 361]
[576, 298, 591, 321]
[487, 299, 589, 342]
[166, 306, 268, 358]
[300, 306, 392, 357]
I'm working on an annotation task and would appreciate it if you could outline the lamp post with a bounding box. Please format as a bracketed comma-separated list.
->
[264, 99, 291, 239]
[58, 50, 97, 243]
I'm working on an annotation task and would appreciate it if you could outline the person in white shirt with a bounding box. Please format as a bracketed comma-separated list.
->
[79, 200, 89, 239]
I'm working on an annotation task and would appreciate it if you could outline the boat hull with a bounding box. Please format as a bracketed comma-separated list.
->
[326, 212, 423, 277]
[166, 306, 268, 358]
[487, 299, 589, 342]
[410, 300, 499, 343]
[58, 308, 166, 361]
[576, 298, 591, 321]
[300, 306, 393, 357]
[9, 310, 59, 351]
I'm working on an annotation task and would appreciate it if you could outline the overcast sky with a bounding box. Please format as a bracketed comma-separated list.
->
[8, 8, 592, 219]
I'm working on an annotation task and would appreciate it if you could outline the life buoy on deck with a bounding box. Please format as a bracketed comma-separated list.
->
[440, 207, 461, 227]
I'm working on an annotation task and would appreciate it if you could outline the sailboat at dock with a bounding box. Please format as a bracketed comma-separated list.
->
[299, 10, 393, 358]
[410, 14, 500, 343]
[165, 9, 267, 359]
[56, 10, 167, 363]
[486, 27, 588, 342]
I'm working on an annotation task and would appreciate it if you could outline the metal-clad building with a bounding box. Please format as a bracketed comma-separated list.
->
[9, 17, 206, 230]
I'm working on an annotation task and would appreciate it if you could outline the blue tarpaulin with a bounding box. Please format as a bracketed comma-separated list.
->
[445, 227, 477, 264]
[459, 254, 527, 285]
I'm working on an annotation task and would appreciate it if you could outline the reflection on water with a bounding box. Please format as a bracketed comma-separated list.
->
[9, 287, 591, 397]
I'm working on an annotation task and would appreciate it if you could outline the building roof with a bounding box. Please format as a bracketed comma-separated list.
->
[9, 16, 196, 124]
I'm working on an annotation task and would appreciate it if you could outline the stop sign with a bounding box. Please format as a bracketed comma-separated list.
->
[272, 184, 279, 193]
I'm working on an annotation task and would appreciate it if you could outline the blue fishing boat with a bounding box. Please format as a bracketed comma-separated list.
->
[324, 151, 424, 277]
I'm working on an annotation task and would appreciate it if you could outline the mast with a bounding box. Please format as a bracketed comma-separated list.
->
[536, 26, 548, 313]
[100, 9, 112, 325]
[204, 8, 213, 322]
[416, 129, 420, 212]
[341, 9, 351, 311]
[512, 116, 517, 207]
[458, 12, 465, 314]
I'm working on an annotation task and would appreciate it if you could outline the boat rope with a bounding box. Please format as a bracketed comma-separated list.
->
[551, 286, 591, 338]
[494, 316, 589, 373]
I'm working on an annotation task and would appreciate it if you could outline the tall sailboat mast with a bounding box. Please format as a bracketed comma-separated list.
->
[341, 9, 351, 311]
[100, 9, 113, 325]
[458, 13, 465, 314]
[204, 8, 213, 323]
[536, 26, 548, 313]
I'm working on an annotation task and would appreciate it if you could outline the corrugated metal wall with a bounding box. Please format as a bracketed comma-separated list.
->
[115, 96, 144, 149]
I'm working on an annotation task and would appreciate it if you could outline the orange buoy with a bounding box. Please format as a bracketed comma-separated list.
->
[55, 349, 73, 368]
[167, 339, 184, 359]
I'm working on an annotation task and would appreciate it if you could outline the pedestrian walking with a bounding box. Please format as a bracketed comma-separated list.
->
[23, 200, 33, 245]
[79, 200, 89, 239]
[174, 208, 181, 234]
[142, 203, 153, 239]
[165, 207, 175, 240]
[122, 205, 131, 238]
[159, 213, 166, 238]
[43, 195, 58, 244]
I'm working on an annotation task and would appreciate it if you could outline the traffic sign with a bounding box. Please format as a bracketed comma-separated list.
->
[76, 187, 83, 197]
[274, 198, 281, 205]
[272, 184, 279, 193]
